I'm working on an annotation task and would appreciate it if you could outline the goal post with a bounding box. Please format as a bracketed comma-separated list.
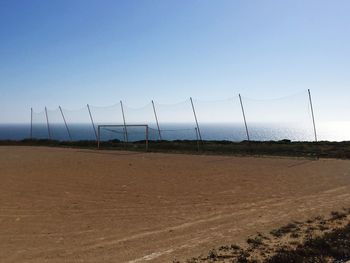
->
[97, 124, 149, 151]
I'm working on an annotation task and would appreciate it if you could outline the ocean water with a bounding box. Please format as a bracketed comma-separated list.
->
[0, 122, 349, 142]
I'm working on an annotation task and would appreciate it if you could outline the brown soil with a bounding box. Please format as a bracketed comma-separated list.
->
[0, 146, 350, 263]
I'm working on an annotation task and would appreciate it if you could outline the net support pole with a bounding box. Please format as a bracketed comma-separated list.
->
[151, 100, 162, 140]
[145, 125, 149, 151]
[30, 107, 33, 139]
[239, 94, 250, 141]
[195, 127, 200, 151]
[97, 126, 100, 149]
[45, 106, 52, 140]
[120, 100, 129, 143]
[308, 89, 318, 142]
[87, 104, 98, 141]
[190, 97, 202, 141]
[59, 106, 72, 141]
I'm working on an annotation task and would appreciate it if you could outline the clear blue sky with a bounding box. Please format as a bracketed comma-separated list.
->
[0, 0, 349, 123]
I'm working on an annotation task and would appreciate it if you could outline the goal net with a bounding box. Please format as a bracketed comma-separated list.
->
[97, 124, 149, 150]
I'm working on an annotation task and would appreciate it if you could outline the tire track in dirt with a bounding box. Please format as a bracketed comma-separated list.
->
[23, 186, 350, 262]
[125, 186, 350, 262]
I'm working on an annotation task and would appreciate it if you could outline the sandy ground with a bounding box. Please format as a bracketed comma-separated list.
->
[0, 146, 350, 263]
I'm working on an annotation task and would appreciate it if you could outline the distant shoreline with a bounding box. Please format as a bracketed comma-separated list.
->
[1, 139, 350, 159]
[2, 122, 350, 142]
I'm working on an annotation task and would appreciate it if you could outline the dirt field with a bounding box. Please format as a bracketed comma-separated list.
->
[1, 146, 350, 262]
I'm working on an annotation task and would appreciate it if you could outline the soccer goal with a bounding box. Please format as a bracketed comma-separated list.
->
[97, 124, 149, 151]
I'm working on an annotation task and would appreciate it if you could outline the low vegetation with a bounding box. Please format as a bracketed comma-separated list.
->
[176, 208, 350, 263]
[1, 139, 350, 159]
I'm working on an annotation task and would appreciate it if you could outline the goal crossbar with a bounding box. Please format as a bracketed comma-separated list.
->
[97, 124, 149, 151]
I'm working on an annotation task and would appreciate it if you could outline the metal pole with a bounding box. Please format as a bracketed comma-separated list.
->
[97, 126, 100, 149]
[45, 107, 52, 140]
[87, 104, 98, 141]
[30, 108, 33, 139]
[151, 100, 162, 140]
[190, 97, 202, 141]
[145, 125, 149, 151]
[59, 106, 72, 141]
[308, 89, 318, 142]
[239, 94, 250, 141]
[195, 127, 200, 151]
[120, 100, 129, 142]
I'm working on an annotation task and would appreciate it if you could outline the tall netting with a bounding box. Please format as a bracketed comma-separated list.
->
[60, 106, 96, 141]
[241, 91, 314, 141]
[29, 90, 319, 142]
[31, 109, 49, 139]
[123, 102, 159, 140]
[46, 107, 70, 141]
[152, 99, 197, 140]
[89, 103, 123, 126]
[191, 96, 246, 141]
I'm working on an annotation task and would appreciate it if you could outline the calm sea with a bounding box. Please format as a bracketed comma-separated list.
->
[0, 122, 349, 142]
